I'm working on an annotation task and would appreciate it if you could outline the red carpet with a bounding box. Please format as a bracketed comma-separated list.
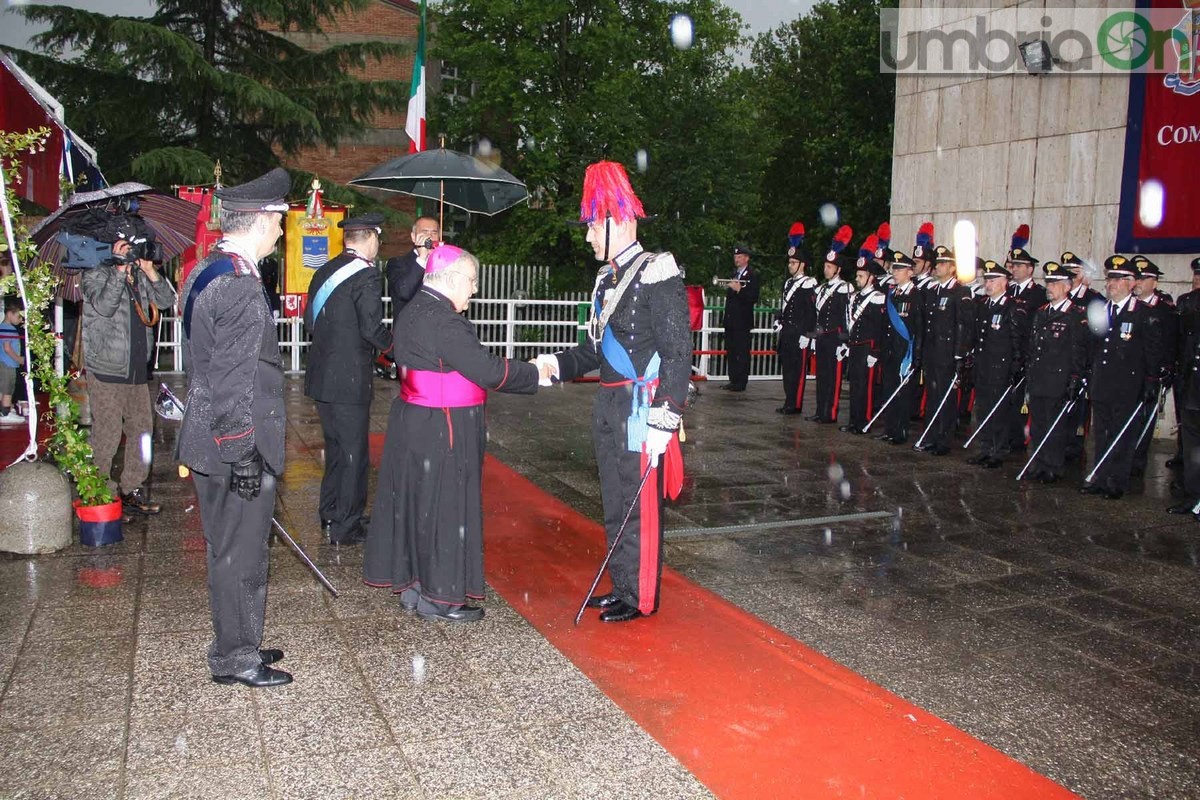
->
[377, 437, 1080, 799]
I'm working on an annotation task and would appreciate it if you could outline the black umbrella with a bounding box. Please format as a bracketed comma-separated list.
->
[348, 147, 528, 230]
[30, 182, 201, 301]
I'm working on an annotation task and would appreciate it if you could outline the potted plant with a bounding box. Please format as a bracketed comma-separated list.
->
[0, 127, 120, 547]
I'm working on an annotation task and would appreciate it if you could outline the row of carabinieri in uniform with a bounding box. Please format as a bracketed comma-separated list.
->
[766, 220, 1200, 508]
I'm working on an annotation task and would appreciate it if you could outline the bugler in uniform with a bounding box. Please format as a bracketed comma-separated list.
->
[304, 212, 393, 544]
[722, 244, 760, 392]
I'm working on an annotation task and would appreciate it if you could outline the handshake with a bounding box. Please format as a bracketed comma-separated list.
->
[530, 353, 559, 387]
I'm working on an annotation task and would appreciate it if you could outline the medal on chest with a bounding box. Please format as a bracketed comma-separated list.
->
[1120, 321, 1133, 341]
[990, 313, 1002, 330]
[938, 296, 949, 310]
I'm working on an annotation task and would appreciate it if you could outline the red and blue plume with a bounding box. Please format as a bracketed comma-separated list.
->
[788, 221, 805, 248]
[579, 161, 646, 224]
[876, 222, 891, 250]
[1011, 223, 1029, 251]
[915, 221, 934, 249]
[859, 234, 879, 259]
[829, 225, 853, 255]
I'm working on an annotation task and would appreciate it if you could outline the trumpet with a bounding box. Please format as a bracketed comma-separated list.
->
[712, 276, 744, 287]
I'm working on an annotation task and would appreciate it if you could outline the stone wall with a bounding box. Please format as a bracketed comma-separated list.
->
[890, 0, 1194, 298]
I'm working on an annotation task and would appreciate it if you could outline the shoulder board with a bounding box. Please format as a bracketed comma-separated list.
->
[867, 293, 885, 305]
[1128, 297, 1139, 310]
[800, 276, 817, 288]
[640, 252, 681, 284]
[836, 283, 850, 294]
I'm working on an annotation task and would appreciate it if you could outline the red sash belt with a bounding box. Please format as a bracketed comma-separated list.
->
[401, 369, 486, 407]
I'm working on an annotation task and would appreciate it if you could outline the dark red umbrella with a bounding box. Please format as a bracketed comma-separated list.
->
[29, 183, 201, 301]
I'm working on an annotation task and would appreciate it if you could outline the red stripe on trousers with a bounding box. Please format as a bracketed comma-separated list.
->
[866, 365, 876, 419]
[831, 359, 843, 421]
[638, 453, 660, 615]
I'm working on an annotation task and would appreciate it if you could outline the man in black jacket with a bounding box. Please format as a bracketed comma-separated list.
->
[1081, 256, 1164, 500]
[1024, 262, 1090, 483]
[966, 261, 1028, 468]
[386, 215, 440, 323]
[304, 213, 393, 544]
[879, 252, 924, 445]
[1169, 258, 1200, 514]
[917, 246, 976, 455]
[841, 254, 886, 434]
[810, 247, 852, 423]
[1168, 258, 1200, 473]
[775, 247, 817, 414]
[723, 245, 760, 391]
[1005, 245, 1044, 452]
[1130, 258, 1177, 476]
[178, 167, 292, 688]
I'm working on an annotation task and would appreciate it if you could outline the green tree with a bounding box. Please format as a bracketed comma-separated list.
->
[3, 1, 410, 187]
[431, 0, 768, 289]
[749, 0, 896, 258]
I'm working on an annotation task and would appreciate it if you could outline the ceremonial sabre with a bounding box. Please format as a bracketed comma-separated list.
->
[862, 369, 914, 433]
[1132, 384, 1167, 453]
[1016, 396, 1077, 481]
[1084, 400, 1147, 484]
[574, 462, 655, 626]
[155, 384, 339, 597]
[963, 377, 1025, 449]
[914, 373, 960, 450]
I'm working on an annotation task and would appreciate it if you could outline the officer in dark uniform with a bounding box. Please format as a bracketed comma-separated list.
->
[879, 251, 924, 445]
[967, 261, 1028, 468]
[775, 246, 817, 414]
[541, 160, 691, 623]
[1024, 262, 1090, 484]
[1081, 256, 1164, 500]
[1059, 252, 1101, 462]
[304, 213, 393, 544]
[1169, 258, 1200, 514]
[1005, 241, 1044, 452]
[386, 215, 440, 323]
[722, 245, 760, 392]
[917, 246, 975, 455]
[178, 168, 292, 688]
[1168, 257, 1200, 472]
[841, 248, 886, 434]
[810, 229, 852, 423]
[910, 222, 936, 419]
[1129, 257, 1177, 476]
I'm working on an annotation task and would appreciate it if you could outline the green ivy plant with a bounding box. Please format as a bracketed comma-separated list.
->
[0, 127, 114, 507]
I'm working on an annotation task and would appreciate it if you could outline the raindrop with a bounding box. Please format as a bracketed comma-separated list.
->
[636, 148, 649, 173]
[1138, 179, 1164, 228]
[670, 14, 694, 50]
[953, 220, 976, 284]
[140, 432, 153, 464]
[423, 458, 431, 472]
[819, 203, 839, 227]
[826, 462, 844, 482]
[823, 528, 833, 545]
[838, 480, 851, 500]
[1087, 298, 1110, 336]
[412, 654, 426, 683]
[478, 137, 494, 158]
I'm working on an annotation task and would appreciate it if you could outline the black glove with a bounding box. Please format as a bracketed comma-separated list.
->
[1144, 381, 1161, 405]
[230, 449, 264, 501]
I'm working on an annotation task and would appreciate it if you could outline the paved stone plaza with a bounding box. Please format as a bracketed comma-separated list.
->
[0, 374, 1197, 799]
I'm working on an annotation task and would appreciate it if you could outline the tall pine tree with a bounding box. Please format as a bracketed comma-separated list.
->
[3, 1, 410, 187]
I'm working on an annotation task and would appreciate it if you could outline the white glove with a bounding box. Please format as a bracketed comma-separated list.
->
[799, 336, 811, 349]
[533, 353, 560, 387]
[867, 355, 878, 368]
[772, 320, 783, 334]
[808, 338, 816, 352]
[836, 344, 849, 362]
[645, 427, 673, 468]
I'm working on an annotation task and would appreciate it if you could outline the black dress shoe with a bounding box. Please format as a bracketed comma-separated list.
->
[838, 425, 860, 434]
[780, 408, 802, 416]
[966, 454, 988, 465]
[727, 386, 746, 393]
[1167, 503, 1198, 514]
[871, 433, 892, 441]
[418, 605, 485, 623]
[259, 648, 284, 665]
[889, 436, 908, 446]
[121, 487, 162, 516]
[212, 664, 293, 688]
[599, 600, 644, 623]
[1079, 484, 1104, 495]
[330, 528, 366, 546]
[914, 442, 936, 452]
[586, 592, 621, 609]
[399, 596, 418, 613]
[805, 414, 822, 422]
[1036, 473, 1060, 485]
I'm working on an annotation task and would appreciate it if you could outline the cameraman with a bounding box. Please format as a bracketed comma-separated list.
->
[386, 215, 439, 323]
[80, 227, 177, 515]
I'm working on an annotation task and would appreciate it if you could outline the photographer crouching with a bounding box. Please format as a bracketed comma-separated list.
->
[79, 220, 177, 516]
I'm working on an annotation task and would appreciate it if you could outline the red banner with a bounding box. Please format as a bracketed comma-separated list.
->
[1116, 0, 1200, 252]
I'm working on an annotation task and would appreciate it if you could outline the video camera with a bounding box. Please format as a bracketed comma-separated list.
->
[54, 207, 163, 269]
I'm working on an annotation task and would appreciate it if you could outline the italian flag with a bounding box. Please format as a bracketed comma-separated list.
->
[405, 0, 427, 153]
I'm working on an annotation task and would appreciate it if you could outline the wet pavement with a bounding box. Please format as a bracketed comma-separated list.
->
[0, 373, 1197, 799]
